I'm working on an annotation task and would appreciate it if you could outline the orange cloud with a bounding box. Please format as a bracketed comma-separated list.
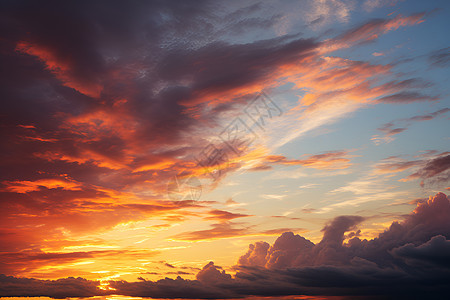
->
[251, 151, 352, 171]
[16, 41, 103, 98]
[2, 179, 82, 193]
[204, 209, 251, 221]
[321, 13, 425, 52]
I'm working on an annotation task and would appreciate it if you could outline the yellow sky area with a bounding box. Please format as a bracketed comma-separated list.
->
[13, 206, 402, 284]
[22, 217, 287, 282]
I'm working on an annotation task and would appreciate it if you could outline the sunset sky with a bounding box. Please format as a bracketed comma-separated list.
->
[0, 0, 449, 299]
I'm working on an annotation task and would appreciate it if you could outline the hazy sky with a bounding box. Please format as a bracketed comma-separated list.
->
[0, 0, 449, 299]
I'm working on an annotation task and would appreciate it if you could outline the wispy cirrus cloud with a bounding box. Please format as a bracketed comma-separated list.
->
[248, 150, 353, 172]
[428, 47, 450, 68]
[374, 151, 450, 186]
[169, 221, 306, 242]
[372, 108, 449, 145]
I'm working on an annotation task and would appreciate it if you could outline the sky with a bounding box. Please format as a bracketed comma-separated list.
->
[0, 0, 449, 299]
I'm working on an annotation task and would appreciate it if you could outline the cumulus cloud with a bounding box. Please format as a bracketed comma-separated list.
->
[128, 192, 450, 298]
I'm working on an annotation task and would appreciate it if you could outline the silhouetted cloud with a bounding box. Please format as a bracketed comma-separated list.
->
[0, 275, 104, 298]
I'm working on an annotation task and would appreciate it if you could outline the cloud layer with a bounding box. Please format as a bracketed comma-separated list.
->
[0, 0, 448, 298]
[1, 192, 449, 299]
[0, 0, 436, 270]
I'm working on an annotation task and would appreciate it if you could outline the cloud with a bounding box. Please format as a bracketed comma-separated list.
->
[406, 108, 450, 122]
[0, 0, 439, 290]
[2, 192, 449, 298]
[238, 241, 271, 267]
[249, 151, 353, 171]
[322, 13, 425, 52]
[135, 192, 450, 298]
[1, 178, 82, 193]
[374, 157, 422, 173]
[164, 262, 176, 269]
[373, 152, 450, 186]
[402, 154, 450, 185]
[169, 222, 306, 242]
[196, 261, 232, 284]
[169, 222, 251, 242]
[377, 91, 439, 103]
[0, 274, 104, 298]
[428, 47, 450, 68]
[390, 235, 450, 268]
[0, 250, 135, 276]
[204, 209, 251, 221]
[372, 108, 449, 145]
[239, 215, 365, 269]
[363, 0, 401, 12]
[2, 2, 426, 186]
